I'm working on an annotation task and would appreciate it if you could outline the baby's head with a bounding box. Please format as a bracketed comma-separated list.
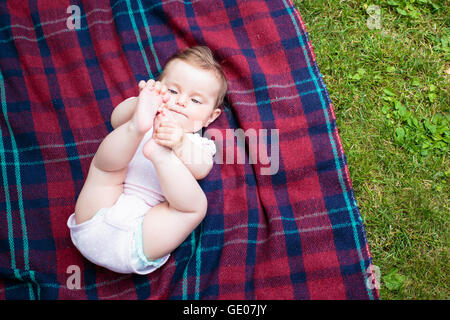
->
[158, 46, 228, 132]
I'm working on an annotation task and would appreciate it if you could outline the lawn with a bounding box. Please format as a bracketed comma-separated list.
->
[293, 0, 449, 299]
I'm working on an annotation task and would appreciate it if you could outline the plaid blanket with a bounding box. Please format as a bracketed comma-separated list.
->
[0, 0, 379, 299]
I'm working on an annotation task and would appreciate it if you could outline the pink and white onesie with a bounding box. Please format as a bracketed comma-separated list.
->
[67, 126, 216, 274]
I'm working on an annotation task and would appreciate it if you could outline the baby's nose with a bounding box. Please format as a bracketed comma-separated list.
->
[177, 95, 187, 106]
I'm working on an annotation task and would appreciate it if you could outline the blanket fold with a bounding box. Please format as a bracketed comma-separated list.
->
[0, 0, 378, 299]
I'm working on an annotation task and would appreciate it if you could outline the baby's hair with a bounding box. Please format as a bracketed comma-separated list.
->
[158, 46, 228, 109]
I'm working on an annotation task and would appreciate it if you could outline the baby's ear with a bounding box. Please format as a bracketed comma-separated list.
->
[205, 108, 222, 127]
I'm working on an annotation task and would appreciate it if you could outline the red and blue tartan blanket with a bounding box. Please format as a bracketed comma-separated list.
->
[0, 0, 379, 299]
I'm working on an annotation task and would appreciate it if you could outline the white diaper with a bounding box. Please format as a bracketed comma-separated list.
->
[67, 193, 170, 274]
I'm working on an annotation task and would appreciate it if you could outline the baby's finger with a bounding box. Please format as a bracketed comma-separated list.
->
[154, 138, 172, 148]
[155, 129, 172, 139]
[156, 127, 176, 137]
[158, 120, 177, 128]
[155, 132, 172, 141]
[138, 80, 146, 90]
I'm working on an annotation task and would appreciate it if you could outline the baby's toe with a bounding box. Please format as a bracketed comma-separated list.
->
[153, 81, 162, 93]
[147, 79, 155, 87]
[162, 91, 171, 103]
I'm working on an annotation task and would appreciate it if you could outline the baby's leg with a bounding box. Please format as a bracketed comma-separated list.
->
[140, 140, 208, 260]
[74, 81, 170, 224]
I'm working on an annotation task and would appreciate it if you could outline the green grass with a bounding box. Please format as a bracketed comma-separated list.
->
[293, 0, 449, 299]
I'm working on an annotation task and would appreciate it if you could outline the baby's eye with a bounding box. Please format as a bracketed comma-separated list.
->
[168, 89, 178, 94]
[191, 98, 201, 104]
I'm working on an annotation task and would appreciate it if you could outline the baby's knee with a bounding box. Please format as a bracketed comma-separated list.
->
[178, 194, 207, 222]
[176, 192, 207, 217]
[196, 193, 208, 219]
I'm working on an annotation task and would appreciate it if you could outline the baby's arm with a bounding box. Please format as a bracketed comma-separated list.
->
[153, 120, 213, 180]
[173, 136, 214, 180]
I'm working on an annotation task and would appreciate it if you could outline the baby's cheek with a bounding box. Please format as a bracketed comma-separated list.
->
[167, 96, 177, 106]
[175, 118, 196, 132]
[190, 119, 206, 132]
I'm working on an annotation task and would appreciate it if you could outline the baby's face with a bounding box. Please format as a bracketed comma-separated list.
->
[160, 59, 222, 132]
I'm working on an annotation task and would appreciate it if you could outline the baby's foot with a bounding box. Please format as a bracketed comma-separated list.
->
[131, 80, 170, 134]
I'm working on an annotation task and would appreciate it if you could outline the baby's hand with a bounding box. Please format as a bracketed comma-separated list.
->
[153, 117, 185, 150]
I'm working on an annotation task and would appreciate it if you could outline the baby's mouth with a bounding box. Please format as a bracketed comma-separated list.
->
[156, 108, 187, 122]
[167, 106, 187, 118]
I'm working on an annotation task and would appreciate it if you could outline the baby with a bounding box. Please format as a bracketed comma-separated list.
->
[67, 46, 227, 274]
